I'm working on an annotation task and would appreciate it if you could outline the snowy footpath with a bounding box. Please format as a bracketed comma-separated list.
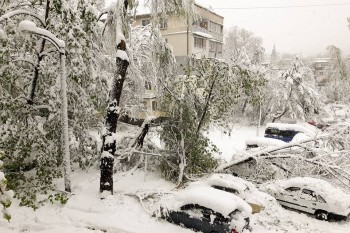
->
[1, 170, 350, 233]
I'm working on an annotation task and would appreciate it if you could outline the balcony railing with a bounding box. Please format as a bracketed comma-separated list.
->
[192, 25, 223, 42]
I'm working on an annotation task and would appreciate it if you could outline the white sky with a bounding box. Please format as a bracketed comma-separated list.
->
[106, 0, 350, 56]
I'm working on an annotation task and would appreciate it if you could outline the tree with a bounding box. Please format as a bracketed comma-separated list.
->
[322, 45, 350, 102]
[0, 0, 107, 207]
[263, 56, 320, 122]
[0, 150, 13, 221]
[159, 56, 266, 184]
[270, 44, 279, 69]
[224, 26, 264, 65]
[99, 0, 195, 194]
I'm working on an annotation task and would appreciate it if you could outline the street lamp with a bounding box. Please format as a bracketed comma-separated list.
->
[18, 20, 71, 192]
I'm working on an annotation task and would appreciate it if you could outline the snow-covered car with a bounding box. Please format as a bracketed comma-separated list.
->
[160, 186, 252, 233]
[189, 174, 275, 214]
[262, 177, 350, 221]
[246, 122, 319, 149]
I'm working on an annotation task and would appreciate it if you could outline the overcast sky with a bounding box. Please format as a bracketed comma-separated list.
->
[106, 0, 350, 56]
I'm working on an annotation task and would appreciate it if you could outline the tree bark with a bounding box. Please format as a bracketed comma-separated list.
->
[100, 0, 129, 194]
[27, 0, 50, 104]
[196, 74, 217, 135]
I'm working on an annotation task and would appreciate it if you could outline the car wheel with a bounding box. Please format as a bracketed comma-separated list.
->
[315, 210, 328, 221]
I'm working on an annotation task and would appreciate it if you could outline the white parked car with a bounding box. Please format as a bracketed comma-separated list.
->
[188, 174, 275, 213]
[262, 177, 350, 221]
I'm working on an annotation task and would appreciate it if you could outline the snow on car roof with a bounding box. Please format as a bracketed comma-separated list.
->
[206, 174, 273, 206]
[162, 186, 252, 217]
[265, 123, 319, 137]
[188, 174, 273, 206]
[246, 137, 287, 147]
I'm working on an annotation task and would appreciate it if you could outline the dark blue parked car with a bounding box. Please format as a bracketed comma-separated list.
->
[159, 186, 252, 233]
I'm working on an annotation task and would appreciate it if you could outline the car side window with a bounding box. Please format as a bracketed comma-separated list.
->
[318, 195, 326, 203]
[212, 185, 239, 195]
[300, 189, 317, 201]
[285, 187, 300, 196]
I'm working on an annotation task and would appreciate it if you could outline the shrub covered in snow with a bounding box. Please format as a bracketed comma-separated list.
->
[0, 150, 14, 221]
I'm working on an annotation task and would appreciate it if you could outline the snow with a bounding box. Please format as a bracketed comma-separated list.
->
[162, 186, 252, 217]
[116, 50, 130, 62]
[1, 126, 350, 233]
[0, 28, 6, 39]
[246, 137, 287, 147]
[265, 122, 319, 137]
[263, 177, 350, 215]
[206, 125, 259, 162]
[191, 173, 275, 207]
[18, 21, 65, 50]
[193, 31, 213, 39]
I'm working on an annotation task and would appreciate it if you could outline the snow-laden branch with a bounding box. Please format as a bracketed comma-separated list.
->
[18, 20, 65, 52]
[215, 133, 333, 172]
[0, 9, 45, 27]
[12, 57, 35, 66]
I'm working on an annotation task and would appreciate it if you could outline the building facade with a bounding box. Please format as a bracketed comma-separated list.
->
[312, 58, 332, 86]
[134, 3, 224, 62]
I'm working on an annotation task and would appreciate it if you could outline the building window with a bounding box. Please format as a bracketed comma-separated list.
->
[194, 36, 206, 48]
[145, 81, 152, 90]
[159, 18, 168, 29]
[142, 101, 148, 110]
[209, 41, 216, 52]
[193, 18, 209, 30]
[210, 21, 223, 33]
[209, 41, 223, 53]
[152, 101, 158, 111]
[142, 19, 150, 26]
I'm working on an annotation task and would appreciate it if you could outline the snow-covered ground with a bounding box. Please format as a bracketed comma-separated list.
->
[206, 125, 262, 162]
[1, 126, 350, 233]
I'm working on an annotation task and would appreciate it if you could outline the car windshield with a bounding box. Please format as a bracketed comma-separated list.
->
[212, 185, 239, 195]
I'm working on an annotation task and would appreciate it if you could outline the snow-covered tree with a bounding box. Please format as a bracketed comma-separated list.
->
[0, 150, 13, 221]
[99, 0, 195, 194]
[0, 0, 107, 206]
[262, 56, 320, 122]
[224, 26, 264, 65]
[322, 45, 350, 102]
[159, 56, 266, 184]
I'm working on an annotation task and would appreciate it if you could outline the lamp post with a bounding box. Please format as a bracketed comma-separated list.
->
[18, 20, 71, 192]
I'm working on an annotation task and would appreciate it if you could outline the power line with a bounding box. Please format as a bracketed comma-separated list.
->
[213, 2, 350, 10]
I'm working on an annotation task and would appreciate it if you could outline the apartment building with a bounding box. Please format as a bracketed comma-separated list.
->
[134, 3, 224, 62]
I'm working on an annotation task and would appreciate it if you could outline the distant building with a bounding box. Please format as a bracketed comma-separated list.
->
[312, 58, 331, 86]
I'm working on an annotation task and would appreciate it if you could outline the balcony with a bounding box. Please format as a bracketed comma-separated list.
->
[192, 25, 223, 42]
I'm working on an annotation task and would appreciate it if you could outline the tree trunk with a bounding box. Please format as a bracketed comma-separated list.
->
[27, 0, 50, 104]
[100, 0, 130, 194]
[196, 74, 217, 135]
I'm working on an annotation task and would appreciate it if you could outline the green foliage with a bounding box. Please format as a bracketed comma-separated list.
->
[159, 101, 219, 181]
[0, 0, 106, 208]
[48, 193, 69, 205]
